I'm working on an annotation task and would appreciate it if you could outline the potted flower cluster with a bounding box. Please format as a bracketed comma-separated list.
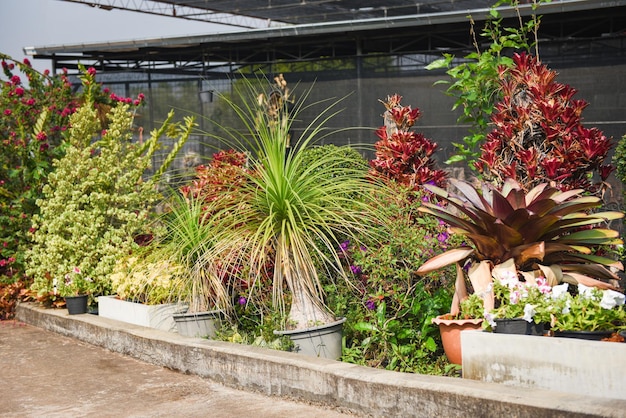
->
[475, 269, 626, 339]
[56, 267, 94, 315]
[416, 177, 624, 363]
[484, 264, 552, 335]
[547, 283, 626, 340]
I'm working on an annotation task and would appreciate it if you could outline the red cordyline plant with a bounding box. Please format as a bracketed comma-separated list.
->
[476, 53, 614, 195]
[370, 94, 447, 190]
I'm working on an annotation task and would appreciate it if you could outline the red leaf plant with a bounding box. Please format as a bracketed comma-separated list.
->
[370, 94, 447, 190]
[475, 53, 615, 196]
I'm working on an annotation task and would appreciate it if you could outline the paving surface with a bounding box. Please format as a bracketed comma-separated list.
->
[0, 320, 355, 418]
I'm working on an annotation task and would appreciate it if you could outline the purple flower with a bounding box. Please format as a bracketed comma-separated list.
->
[360, 245, 367, 253]
[338, 240, 350, 252]
[350, 265, 362, 275]
[238, 296, 247, 306]
[365, 299, 376, 310]
[437, 232, 449, 243]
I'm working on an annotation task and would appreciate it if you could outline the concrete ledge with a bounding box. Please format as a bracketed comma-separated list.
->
[16, 302, 626, 417]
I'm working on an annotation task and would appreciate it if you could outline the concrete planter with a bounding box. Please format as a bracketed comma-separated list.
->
[462, 331, 626, 400]
[274, 317, 346, 360]
[98, 295, 184, 332]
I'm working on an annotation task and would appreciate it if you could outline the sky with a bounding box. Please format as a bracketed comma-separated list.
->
[0, 0, 239, 73]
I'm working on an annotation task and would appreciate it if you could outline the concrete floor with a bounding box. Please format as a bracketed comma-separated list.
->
[0, 320, 355, 418]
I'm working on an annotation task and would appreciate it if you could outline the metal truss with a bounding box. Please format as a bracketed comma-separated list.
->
[57, 0, 271, 28]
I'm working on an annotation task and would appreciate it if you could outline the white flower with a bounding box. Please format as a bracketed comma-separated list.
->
[599, 289, 626, 309]
[577, 283, 595, 299]
[496, 270, 519, 288]
[550, 283, 569, 300]
[523, 304, 536, 322]
[484, 311, 497, 328]
[561, 298, 571, 314]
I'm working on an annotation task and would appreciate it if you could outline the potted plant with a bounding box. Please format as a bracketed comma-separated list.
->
[198, 75, 386, 359]
[416, 177, 624, 362]
[547, 283, 626, 340]
[484, 262, 552, 335]
[157, 192, 231, 338]
[98, 254, 187, 332]
[56, 267, 94, 315]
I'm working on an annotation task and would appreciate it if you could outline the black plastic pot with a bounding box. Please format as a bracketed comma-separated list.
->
[65, 295, 88, 315]
[493, 318, 545, 336]
[553, 330, 614, 341]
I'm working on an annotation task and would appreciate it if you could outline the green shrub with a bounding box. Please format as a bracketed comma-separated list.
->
[329, 183, 464, 374]
[26, 71, 194, 306]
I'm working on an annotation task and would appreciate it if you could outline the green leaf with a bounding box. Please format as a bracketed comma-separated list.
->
[424, 337, 437, 352]
[353, 322, 376, 332]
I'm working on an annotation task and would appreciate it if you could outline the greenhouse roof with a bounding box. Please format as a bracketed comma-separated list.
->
[27, 0, 626, 75]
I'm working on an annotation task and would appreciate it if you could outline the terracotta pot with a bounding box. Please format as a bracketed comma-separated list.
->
[432, 314, 483, 365]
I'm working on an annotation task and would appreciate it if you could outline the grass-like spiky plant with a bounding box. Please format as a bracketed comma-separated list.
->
[199, 75, 385, 329]
[416, 178, 623, 316]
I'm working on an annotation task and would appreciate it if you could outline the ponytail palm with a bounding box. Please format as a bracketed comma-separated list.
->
[201, 75, 384, 329]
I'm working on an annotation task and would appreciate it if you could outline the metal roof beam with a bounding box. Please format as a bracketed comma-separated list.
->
[56, 0, 270, 28]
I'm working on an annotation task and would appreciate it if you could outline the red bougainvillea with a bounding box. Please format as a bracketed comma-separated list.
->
[369, 94, 447, 190]
[476, 52, 614, 194]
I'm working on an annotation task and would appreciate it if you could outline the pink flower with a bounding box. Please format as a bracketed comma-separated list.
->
[536, 276, 552, 294]
[4, 109, 12, 116]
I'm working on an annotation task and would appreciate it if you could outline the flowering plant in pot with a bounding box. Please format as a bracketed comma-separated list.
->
[55, 267, 94, 315]
[546, 283, 626, 340]
[416, 178, 623, 360]
[483, 262, 553, 335]
[56, 267, 94, 297]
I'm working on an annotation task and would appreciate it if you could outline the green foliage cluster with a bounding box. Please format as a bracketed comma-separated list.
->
[328, 184, 464, 374]
[26, 74, 195, 305]
[110, 255, 185, 305]
[426, 0, 548, 168]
